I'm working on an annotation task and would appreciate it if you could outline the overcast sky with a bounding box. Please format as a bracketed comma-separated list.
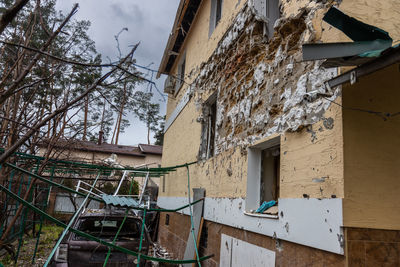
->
[55, 0, 180, 146]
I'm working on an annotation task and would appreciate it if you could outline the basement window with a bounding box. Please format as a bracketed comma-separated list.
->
[199, 93, 217, 160]
[245, 135, 280, 218]
[209, 0, 223, 37]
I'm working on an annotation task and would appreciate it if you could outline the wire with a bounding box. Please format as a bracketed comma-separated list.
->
[133, 62, 193, 88]
[321, 96, 400, 121]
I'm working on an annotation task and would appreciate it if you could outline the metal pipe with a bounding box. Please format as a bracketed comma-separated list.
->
[114, 170, 128, 196]
[138, 172, 150, 204]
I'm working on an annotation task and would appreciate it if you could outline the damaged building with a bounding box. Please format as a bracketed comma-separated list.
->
[156, 0, 400, 266]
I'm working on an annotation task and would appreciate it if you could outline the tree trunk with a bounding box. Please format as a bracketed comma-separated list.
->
[83, 94, 88, 141]
[115, 80, 127, 145]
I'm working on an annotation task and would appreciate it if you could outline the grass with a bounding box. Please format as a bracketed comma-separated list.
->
[0, 223, 64, 267]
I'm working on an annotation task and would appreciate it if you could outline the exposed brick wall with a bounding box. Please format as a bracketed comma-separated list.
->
[191, 3, 340, 157]
[158, 212, 345, 266]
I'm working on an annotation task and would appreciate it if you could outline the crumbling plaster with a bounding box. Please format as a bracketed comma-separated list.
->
[163, 0, 400, 200]
[161, 0, 346, 199]
[165, 0, 247, 120]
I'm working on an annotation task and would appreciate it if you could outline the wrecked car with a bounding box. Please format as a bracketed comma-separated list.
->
[51, 209, 150, 267]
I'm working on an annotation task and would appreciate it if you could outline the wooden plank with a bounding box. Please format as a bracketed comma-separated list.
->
[192, 217, 204, 267]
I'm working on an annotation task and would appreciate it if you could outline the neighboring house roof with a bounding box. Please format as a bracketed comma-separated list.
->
[39, 139, 163, 157]
[138, 144, 163, 155]
[157, 0, 202, 77]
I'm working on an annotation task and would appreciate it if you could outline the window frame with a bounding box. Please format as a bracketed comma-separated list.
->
[245, 135, 281, 217]
[265, 0, 280, 39]
[175, 52, 186, 95]
[252, 0, 280, 39]
[199, 93, 217, 160]
[209, 0, 223, 37]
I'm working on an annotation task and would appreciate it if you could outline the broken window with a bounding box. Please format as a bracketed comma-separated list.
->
[261, 145, 280, 202]
[253, 0, 280, 39]
[73, 217, 141, 241]
[175, 53, 186, 92]
[245, 136, 280, 216]
[215, 0, 222, 26]
[209, 0, 223, 37]
[199, 94, 217, 160]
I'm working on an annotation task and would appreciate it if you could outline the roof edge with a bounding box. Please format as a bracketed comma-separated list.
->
[157, 0, 202, 78]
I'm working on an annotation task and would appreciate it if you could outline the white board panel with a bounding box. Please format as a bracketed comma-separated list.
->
[157, 196, 344, 254]
[164, 88, 192, 132]
[220, 234, 275, 267]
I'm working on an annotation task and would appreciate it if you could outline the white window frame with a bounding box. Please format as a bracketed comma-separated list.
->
[253, 0, 280, 39]
[175, 52, 186, 95]
[245, 135, 280, 215]
[209, 0, 223, 37]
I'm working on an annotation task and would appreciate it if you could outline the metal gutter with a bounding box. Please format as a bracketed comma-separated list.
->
[327, 45, 400, 89]
[302, 40, 392, 61]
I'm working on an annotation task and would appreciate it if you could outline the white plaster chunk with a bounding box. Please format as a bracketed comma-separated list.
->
[254, 112, 270, 127]
[308, 64, 337, 93]
[280, 87, 292, 100]
[216, 104, 225, 128]
[254, 62, 267, 86]
[286, 63, 294, 74]
[273, 45, 286, 67]
[283, 73, 308, 112]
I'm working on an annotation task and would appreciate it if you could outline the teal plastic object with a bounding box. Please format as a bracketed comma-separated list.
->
[256, 200, 276, 213]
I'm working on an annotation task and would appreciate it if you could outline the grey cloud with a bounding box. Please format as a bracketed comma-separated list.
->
[56, 0, 179, 145]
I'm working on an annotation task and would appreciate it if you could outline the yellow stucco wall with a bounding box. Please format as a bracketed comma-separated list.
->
[343, 63, 400, 230]
[281, 101, 344, 199]
[162, 146, 247, 198]
[161, 0, 345, 199]
[161, 0, 400, 209]
[166, 0, 246, 119]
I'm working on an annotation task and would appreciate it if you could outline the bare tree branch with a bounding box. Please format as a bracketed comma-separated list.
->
[0, 3, 79, 105]
[0, 43, 139, 164]
[0, 40, 158, 87]
[0, 0, 30, 36]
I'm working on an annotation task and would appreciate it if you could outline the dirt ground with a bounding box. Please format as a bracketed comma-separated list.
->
[0, 224, 63, 266]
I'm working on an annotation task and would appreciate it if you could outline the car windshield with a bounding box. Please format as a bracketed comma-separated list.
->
[74, 217, 141, 241]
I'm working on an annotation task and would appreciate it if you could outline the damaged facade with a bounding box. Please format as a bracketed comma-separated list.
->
[157, 0, 400, 266]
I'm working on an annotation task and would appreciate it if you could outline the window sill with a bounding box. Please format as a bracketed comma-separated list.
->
[243, 211, 278, 219]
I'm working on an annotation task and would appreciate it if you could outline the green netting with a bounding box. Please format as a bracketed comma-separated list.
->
[0, 149, 205, 265]
[0, 183, 213, 264]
